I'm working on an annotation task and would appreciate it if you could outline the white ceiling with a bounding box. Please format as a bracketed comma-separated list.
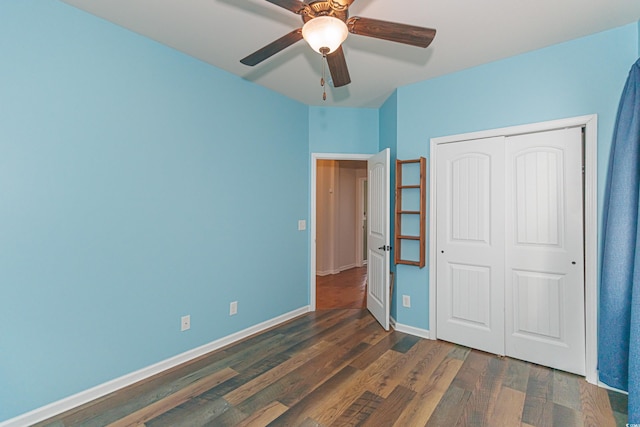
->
[61, 0, 640, 108]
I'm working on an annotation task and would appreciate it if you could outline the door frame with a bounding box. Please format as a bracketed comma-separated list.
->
[429, 114, 598, 384]
[310, 152, 373, 311]
[356, 176, 368, 267]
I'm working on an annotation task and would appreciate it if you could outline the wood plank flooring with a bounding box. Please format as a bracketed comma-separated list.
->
[36, 309, 627, 427]
[316, 267, 366, 310]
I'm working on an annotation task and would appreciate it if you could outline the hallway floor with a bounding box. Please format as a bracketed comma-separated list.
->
[316, 266, 366, 310]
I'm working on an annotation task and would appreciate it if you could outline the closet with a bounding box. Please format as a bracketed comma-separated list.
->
[435, 127, 586, 375]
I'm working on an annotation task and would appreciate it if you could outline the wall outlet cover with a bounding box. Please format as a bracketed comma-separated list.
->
[402, 295, 411, 308]
[181, 315, 190, 331]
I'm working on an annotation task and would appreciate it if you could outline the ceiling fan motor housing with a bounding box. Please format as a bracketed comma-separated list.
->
[302, 1, 349, 23]
[327, 0, 355, 12]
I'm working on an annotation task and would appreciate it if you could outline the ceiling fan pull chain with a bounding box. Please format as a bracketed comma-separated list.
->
[320, 47, 329, 101]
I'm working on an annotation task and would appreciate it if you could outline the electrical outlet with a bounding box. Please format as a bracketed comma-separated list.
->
[181, 315, 190, 331]
[230, 301, 238, 316]
[402, 295, 411, 308]
[298, 220, 306, 231]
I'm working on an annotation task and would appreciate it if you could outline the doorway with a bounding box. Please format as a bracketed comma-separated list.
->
[311, 150, 392, 330]
[315, 159, 368, 309]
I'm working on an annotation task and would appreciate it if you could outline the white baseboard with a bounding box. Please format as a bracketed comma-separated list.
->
[390, 317, 431, 340]
[316, 269, 339, 276]
[317, 264, 359, 277]
[598, 380, 628, 394]
[338, 263, 357, 272]
[0, 306, 311, 427]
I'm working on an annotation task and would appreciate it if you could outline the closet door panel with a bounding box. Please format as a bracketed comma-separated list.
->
[505, 127, 585, 375]
[436, 137, 506, 355]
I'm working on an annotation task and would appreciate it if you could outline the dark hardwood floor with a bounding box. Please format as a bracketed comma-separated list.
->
[37, 309, 627, 427]
[316, 266, 367, 310]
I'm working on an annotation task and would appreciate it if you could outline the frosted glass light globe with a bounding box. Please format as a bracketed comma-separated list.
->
[302, 16, 348, 54]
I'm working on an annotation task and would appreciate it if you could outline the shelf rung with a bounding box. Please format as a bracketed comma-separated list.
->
[397, 210, 420, 214]
[397, 159, 421, 164]
[397, 235, 420, 240]
[397, 260, 422, 266]
[398, 185, 420, 189]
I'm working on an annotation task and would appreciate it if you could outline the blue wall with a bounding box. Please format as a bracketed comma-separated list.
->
[308, 107, 379, 154]
[0, 1, 309, 421]
[392, 23, 639, 330]
[379, 92, 398, 162]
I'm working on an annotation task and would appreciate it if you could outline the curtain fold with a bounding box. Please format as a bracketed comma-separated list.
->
[600, 57, 640, 422]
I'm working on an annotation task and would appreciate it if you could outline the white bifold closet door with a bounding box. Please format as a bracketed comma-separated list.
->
[435, 136, 506, 356]
[436, 127, 585, 375]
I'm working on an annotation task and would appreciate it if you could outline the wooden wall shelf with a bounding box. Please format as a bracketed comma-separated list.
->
[394, 157, 426, 268]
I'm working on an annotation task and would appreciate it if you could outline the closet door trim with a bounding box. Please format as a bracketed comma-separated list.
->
[429, 114, 598, 384]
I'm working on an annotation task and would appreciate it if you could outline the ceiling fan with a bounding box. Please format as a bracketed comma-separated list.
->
[240, 0, 436, 92]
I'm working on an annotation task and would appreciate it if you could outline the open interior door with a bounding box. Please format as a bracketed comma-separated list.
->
[367, 149, 391, 330]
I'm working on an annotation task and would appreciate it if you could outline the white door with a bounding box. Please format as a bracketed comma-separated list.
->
[436, 137, 506, 355]
[505, 128, 585, 375]
[435, 128, 585, 375]
[367, 149, 391, 330]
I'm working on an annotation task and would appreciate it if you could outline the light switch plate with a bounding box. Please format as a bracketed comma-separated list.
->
[298, 220, 306, 231]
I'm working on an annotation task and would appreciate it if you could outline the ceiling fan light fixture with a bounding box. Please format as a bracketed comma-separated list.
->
[302, 16, 348, 55]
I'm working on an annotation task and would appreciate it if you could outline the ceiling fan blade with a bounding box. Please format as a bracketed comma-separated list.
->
[265, 0, 310, 15]
[347, 17, 436, 48]
[326, 46, 351, 87]
[240, 29, 303, 66]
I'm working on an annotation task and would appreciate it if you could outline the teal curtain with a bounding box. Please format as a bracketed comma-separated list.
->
[599, 57, 640, 422]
